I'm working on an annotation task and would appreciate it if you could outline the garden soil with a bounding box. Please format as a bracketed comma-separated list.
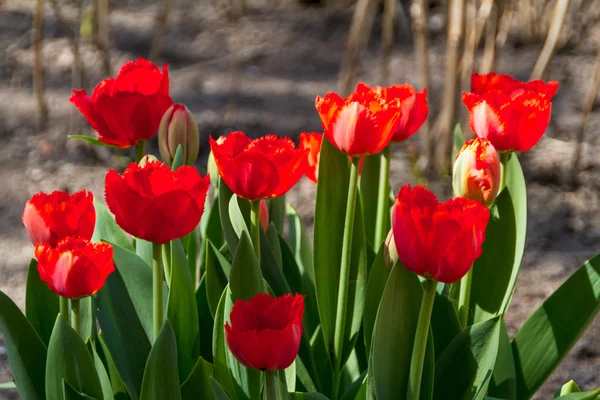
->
[0, 0, 599, 398]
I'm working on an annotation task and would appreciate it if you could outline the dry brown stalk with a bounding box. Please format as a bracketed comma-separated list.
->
[48, 0, 86, 87]
[410, 0, 433, 168]
[96, 0, 111, 76]
[380, 0, 396, 85]
[519, 0, 534, 41]
[460, 0, 477, 132]
[33, 0, 48, 131]
[572, 48, 600, 179]
[149, 0, 175, 62]
[479, 5, 497, 74]
[495, 0, 514, 49]
[530, 0, 570, 80]
[437, 0, 465, 173]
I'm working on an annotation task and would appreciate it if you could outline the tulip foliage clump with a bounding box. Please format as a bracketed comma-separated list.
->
[2, 59, 600, 400]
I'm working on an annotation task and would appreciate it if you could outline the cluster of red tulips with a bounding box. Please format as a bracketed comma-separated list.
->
[5, 57, 596, 400]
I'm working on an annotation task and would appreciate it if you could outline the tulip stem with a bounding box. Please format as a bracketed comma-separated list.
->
[408, 279, 438, 400]
[71, 299, 80, 335]
[264, 370, 283, 400]
[250, 200, 261, 263]
[153, 243, 164, 341]
[500, 151, 511, 191]
[458, 268, 473, 328]
[135, 140, 145, 163]
[331, 157, 361, 400]
[374, 145, 392, 247]
[60, 296, 70, 323]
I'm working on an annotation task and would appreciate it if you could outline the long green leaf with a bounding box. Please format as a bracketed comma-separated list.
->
[96, 334, 128, 398]
[25, 258, 58, 345]
[286, 204, 315, 284]
[487, 321, 516, 400]
[554, 380, 581, 397]
[205, 240, 232, 318]
[87, 340, 115, 400]
[140, 321, 182, 400]
[513, 254, 600, 398]
[212, 287, 237, 399]
[554, 390, 600, 400]
[92, 198, 132, 251]
[359, 153, 381, 248]
[268, 195, 286, 233]
[46, 315, 104, 400]
[196, 276, 215, 363]
[430, 290, 461, 360]
[434, 316, 501, 400]
[181, 356, 214, 400]
[219, 181, 238, 253]
[362, 245, 390, 353]
[0, 290, 47, 399]
[63, 380, 97, 399]
[471, 153, 526, 323]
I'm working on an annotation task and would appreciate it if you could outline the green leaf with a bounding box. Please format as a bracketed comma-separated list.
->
[471, 152, 526, 323]
[362, 244, 390, 353]
[434, 316, 502, 400]
[452, 123, 465, 162]
[554, 380, 582, 397]
[166, 239, 200, 381]
[96, 334, 128, 398]
[313, 139, 368, 365]
[196, 276, 215, 363]
[136, 239, 154, 268]
[68, 135, 121, 148]
[229, 231, 264, 301]
[183, 228, 199, 283]
[96, 270, 151, 400]
[487, 321, 516, 400]
[268, 195, 286, 233]
[341, 371, 367, 400]
[513, 254, 600, 398]
[359, 153, 381, 247]
[266, 223, 283, 267]
[87, 340, 115, 400]
[553, 390, 600, 400]
[371, 263, 428, 400]
[430, 290, 461, 360]
[78, 296, 95, 341]
[219, 180, 239, 254]
[0, 290, 47, 399]
[206, 240, 232, 318]
[212, 287, 237, 399]
[295, 356, 318, 393]
[171, 144, 185, 170]
[0, 382, 17, 389]
[140, 321, 182, 400]
[46, 315, 104, 400]
[285, 361, 296, 393]
[181, 356, 214, 400]
[25, 258, 58, 345]
[211, 377, 232, 400]
[286, 204, 315, 284]
[291, 392, 330, 400]
[63, 380, 98, 399]
[201, 195, 225, 255]
[228, 195, 251, 242]
[310, 326, 333, 396]
[92, 198, 132, 251]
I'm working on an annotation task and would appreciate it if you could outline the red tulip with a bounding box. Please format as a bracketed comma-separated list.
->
[453, 138, 501, 206]
[105, 160, 210, 244]
[298, 132, 322, 183]
[22, 190, 95, 247]
[315, 83, 403, 157]
[209, 132, 307, 200]
[369, 83, 428, 142]
[70, 58, 173, 148]
[462, 72, 559, 152]
[392, 185, 490, 283]
[34, 236, 115, 299]
[225, 293, 304, 371]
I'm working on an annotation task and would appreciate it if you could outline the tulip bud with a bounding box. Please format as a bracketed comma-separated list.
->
[384, 229, 399, 269]
[207, 137, 226, 188]
[158, 104, 200, 165]
[453, 138, 501, 207]
[259, 200, 269, 233]
[139, 154, 159, 167]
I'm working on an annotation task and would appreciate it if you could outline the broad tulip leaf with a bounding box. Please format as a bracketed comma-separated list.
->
[219, 180, 239, 254]
[46, 315, 104, 400]
[206, 240, 232, 318]
[371, 263, 431, 400]
[554, 380, 581, 397]
[211, 377, 232, 400]
[314, 138, 367, 365]
[310, 326, 333, 396]
[295, 356, 318, 393]
[286, 204, 315, 284]
[359, 152, 381, 248]
[0, 382, 17, 389]
[229, 231, 264, 301]
[341, 371, 367, 400]
[0, 290, 47, 399]
[92, 198, 132, 251]
[196, 276, 215, 363]
[291, 392, 330, 400]
[63, 380, 97, 399]
[268, 195, 286, 233]
[171, 144, 185, 170]
[487, 321, 516, 400]
[266, 223, 283, 267]
[68, 135, 121, 148]
[430, 290, 461, 360]
[259, 230, 292, 296]
[96, 334, 128, 398]
[96, 270, 151, 400]
[512, 254, 600, 398]
[167, 239, 200, 382]
[139, 321, 182, 400]
[471, 152, 526, 323]
[434, 316, 502, 400]
[285, 361, 297, 392]
[181, 356, 214, 400]
[362, 244, 390, 353]
[25, 258, 58, 345]
[554, 391, 600, 400]
[135, 239, 153, 268]
[212, 286, 237, 399]
[228, 195, 251, 242]
[87, 340, 115, 400]
[202, 194, 225, 252]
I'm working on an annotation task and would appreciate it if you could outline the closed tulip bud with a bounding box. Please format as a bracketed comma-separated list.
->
[138, 154, 159, 167]
[453, 138, 501, 207]
[259, 200, 269, 233]
[158, 104, 200, 165]
[207, 136, 225, 188]
[383, 229, 399, 269]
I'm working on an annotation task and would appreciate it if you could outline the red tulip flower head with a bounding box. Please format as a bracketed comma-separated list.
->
[298, 132, 322, 183]
[453, 138, 501, 206]
[22, 190, 95, 247]
[315, 83, 403, 157]
[34, 236, 115, 299]
[462, 72, 559, 152]
[209, 132, 307, 200]
[369, 83, 428, 142]
[392, 185, 490, 283]
[225, 293, 304, 371]
[70, 58, 173, 148]
[105, 160, 210, 244]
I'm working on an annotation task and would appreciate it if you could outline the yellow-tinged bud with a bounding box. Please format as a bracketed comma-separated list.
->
[452, 138, 501, 206]
[138, 154, 159, 167]
[384, 229, 398, 269]
[158, 104, 200, 165]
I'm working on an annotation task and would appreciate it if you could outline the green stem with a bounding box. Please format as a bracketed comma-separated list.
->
[331, 157, 361, 400]
[374, 145, 391, 247]
[71, 299, 80, 335]
[500, 151, 511, 191]
[458, 268, 473, 328]
[250, 200, 261, 263]
[135, 140, 145, 163]
[60, 296, 70, 323]
[407, 279, 438, 400]
[264, 370, 280, 400]
[153, 243, 164, 341]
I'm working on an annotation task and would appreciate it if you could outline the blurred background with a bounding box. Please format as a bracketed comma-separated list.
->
[1, 0, 600, 397]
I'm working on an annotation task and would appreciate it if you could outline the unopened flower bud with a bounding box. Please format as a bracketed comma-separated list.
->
[259, 200, 269, 233]
[207, 136, 225, 188]
[384, 229, 398, 269]
[158, 104, 200, 165]
[453, 138, 501, 206]
[139, 154, 159, 167]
